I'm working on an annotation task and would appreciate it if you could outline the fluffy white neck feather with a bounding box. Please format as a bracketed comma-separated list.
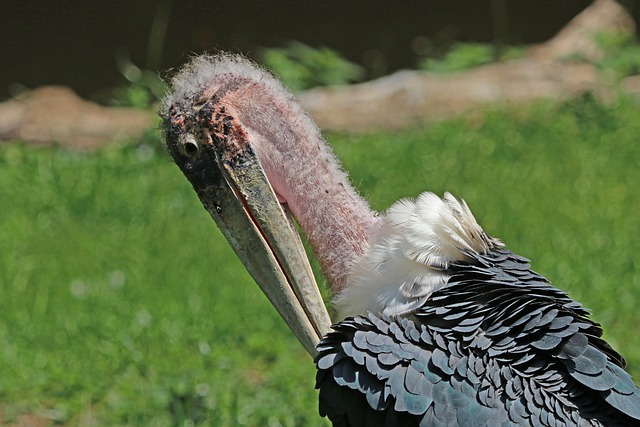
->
[335, 192, 503, 320]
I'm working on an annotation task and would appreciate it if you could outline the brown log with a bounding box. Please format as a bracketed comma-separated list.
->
[0, 86, 154, 149]
[298, 0, 635, 132]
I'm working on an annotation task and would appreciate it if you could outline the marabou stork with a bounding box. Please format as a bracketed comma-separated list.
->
[161, 54, 640, 426]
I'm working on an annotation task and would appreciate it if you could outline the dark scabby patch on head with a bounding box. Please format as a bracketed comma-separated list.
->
[160, 105, 194, 163]
[161, 92, 256, 186]
[196, 98, 251, 163]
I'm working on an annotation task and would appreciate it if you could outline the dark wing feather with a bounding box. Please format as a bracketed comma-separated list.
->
[316, 248, 640, 426]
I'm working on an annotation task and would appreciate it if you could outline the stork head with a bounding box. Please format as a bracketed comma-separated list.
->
[160, 54, 335, 356]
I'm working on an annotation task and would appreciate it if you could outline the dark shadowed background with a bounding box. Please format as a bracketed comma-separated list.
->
[4, 0, 639, 101]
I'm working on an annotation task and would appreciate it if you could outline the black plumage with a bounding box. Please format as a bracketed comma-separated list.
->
[316, 248, 640, 426]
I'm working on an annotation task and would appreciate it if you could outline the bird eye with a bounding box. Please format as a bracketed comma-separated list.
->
[179, 134, 200, 157]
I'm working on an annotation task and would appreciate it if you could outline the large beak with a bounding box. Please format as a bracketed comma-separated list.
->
[165, 126, 332, 357]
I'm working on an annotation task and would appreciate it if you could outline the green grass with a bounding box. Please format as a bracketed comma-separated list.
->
[1, 95, 639, 425]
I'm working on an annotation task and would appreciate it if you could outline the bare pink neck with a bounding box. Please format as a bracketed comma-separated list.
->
[277, 139, 380, 293]
[224, 83, 380, 292]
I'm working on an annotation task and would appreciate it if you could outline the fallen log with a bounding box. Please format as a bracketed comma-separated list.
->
[0, 86, 154, 149]
[299, 0, 636, 132]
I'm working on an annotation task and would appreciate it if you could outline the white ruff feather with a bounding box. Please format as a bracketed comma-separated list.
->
[334, 192, 503, 320]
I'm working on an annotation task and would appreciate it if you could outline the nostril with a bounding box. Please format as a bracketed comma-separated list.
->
[179, 134, 200, 157]
[183, 140, 199, 156]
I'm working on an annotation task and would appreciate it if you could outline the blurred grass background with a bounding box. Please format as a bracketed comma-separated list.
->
[1, 94, 639, 425]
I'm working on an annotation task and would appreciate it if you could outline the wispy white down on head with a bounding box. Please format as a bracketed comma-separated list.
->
[335, 192, 503, 320]
[162, 54, 289, 115]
